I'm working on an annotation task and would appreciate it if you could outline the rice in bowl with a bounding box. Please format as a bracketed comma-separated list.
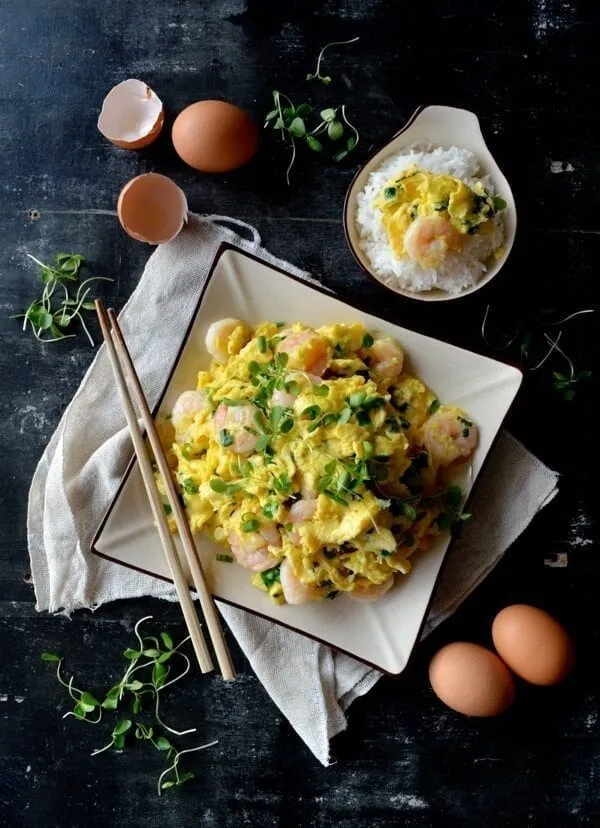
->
[355, 146, 506, 295]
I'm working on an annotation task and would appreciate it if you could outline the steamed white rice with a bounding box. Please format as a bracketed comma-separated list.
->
[355, 146, 504, 294]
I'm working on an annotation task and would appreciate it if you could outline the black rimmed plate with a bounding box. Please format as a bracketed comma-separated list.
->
[92, 243, 522, 674]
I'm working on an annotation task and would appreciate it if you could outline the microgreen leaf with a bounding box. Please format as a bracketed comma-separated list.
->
[306, 37, 359, 84]
[46, 616, 216, 794]
[113, 719, 132, 736]
[327, 120, 344, 141]
[160, 632, 173, 650]
[255, 434, 271, 452]
[306, 135, 323, 152]
[288, 117, 306, 137]
[181, 478, 199, 495]
[15, 252, 112, 344]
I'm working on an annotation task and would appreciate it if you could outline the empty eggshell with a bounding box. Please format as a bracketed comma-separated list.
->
[492, 604, 575, 686]
[98, 79, 164, 150]
[117, 173, 188, 245]
[172, 100, 259, 173]
[429, 642, 516, 717]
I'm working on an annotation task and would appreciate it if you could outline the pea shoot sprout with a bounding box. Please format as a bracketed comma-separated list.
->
[265, 37, 360, 183]
[481, 305, 595, 400]
[41, 616, 217, 795]
[11, 252, 112, 345]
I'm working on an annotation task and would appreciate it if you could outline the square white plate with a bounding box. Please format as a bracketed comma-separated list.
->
[92, 244, 522, 675]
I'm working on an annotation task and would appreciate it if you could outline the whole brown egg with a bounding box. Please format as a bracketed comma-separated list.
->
[429, 642, 516, 717]
[172, 100, 259, 173]
[492, 604, 575, 686]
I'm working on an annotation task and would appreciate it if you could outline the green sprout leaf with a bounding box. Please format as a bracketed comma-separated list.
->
[320, 108, 337, 122]
[288, 117, 306, 138]
[327, 120, 344, 141]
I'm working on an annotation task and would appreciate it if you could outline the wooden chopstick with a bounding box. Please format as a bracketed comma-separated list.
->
[103, 305, 236, 681]
[95, 301, 215, 676]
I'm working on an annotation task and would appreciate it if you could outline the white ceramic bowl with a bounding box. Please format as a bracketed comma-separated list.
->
[344, 104, 518, 302]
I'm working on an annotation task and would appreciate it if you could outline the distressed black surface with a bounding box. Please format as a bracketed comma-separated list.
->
[1, 1, 599, 826]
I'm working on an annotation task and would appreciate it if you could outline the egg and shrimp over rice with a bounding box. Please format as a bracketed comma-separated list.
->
[157, 318, 478, 606]
[356, 146, 508, 295]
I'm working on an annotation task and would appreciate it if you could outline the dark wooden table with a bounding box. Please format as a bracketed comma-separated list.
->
[1, 2, 599, 826]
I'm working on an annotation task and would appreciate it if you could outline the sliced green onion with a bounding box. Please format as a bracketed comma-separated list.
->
[285, 380, 300, 396]
[362, 333, 374, 348]
[348, 391, 366, 408]
[257, 335, 267, 353]
[219, 429, 234, 447]
[242, 519, 259, 533]
[181, 478, 199, 494]
[313, 384, 329, 397]
[301, 405, 321, 421]
[261, 566, 281, 588]
[216, 553, 234, 563]
[262, 501, 278, 519]
[280, 418, 294, 434]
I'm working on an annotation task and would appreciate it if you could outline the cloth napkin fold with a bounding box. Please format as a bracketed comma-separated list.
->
[27, 215, 559, 766]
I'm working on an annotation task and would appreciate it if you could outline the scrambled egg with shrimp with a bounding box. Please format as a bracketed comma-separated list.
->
[374, 166, 507, 269]
[157, 319, 478, 606]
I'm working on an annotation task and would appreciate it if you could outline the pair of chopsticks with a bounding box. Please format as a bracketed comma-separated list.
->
[96, 300, 235, 681]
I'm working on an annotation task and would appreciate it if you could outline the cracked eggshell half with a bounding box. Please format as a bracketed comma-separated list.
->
[117, 173, 188, 245]
[98, 79, 164, 150]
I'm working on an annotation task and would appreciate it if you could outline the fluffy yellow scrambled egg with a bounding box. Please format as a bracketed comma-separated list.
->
[374, 165, 506, 262]
[158, 321, 477, 606]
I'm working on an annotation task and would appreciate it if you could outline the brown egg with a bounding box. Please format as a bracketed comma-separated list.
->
[117, 173, 188, 245]
[172, 100, 259, 173]
[492, 604, 574, 686]
[429, 642, 516, 717]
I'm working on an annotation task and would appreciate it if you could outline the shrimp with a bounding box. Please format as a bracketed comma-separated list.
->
[421, 406, 479, 467]
[285, 498, 318, 544]
[403, 215, 464, 269]
[347, 576, 394, 602]
[276, 329, 331, 377]
[228, 524, 282, 573]
[280, 558, 321, 605]
[171, 390, 208, 443]
[205, 318, 251, 363]
[368, 337, 404, 382]
[214, 402, 259, 455]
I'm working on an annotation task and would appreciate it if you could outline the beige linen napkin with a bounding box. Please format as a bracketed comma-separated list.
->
[27, 215, 559, 766]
